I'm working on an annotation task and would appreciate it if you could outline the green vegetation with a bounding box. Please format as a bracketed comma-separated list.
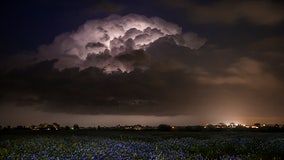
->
[1, 131, 283, 159]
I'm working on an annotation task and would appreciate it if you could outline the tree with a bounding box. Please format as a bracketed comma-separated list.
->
[73, 124, 79, 130]
[65, 126, 70, 130]
[158, 124, 171, 131]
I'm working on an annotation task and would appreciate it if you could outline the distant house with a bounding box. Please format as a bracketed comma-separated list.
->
[133, 125, 143, 131]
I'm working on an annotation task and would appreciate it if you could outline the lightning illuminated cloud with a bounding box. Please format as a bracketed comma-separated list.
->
[36, 14, 206, 72]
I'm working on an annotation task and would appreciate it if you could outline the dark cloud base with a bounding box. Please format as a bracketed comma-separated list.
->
[0, 57, 196, 115]
[1, 42, 284, 117]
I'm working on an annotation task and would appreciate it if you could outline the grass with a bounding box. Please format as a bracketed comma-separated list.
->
[1, 130, 284, 159]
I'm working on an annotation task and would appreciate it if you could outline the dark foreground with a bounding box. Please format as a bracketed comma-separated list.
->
[1, 130, 284, 159]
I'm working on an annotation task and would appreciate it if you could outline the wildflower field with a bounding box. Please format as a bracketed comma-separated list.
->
[1, 131, 284, 159]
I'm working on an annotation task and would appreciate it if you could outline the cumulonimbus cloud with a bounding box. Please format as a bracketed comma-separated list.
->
[36, 14, 206, 72]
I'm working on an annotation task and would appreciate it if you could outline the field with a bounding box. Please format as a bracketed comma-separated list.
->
[1, 130, 284, 160]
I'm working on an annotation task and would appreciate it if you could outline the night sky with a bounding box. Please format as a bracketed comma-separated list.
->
[0, 0, 284, 127]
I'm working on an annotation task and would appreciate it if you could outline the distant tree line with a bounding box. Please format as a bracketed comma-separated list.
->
[1, 123, 284, 132]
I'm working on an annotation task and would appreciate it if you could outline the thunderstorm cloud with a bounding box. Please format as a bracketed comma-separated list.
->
[35, 14, 206, 72]
[0, 14, 208, 116]
[0, 13, 283, 119]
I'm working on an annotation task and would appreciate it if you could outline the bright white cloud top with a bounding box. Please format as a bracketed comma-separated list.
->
[37, 14, 206, 72]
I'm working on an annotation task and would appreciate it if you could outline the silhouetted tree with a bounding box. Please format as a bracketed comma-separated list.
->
[52, 123, 60, 130]
[73, 124, 79, 130]
[15, 125, 24, 130]
[158, 124, 171, 131]
[65, 126, 70, 130]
